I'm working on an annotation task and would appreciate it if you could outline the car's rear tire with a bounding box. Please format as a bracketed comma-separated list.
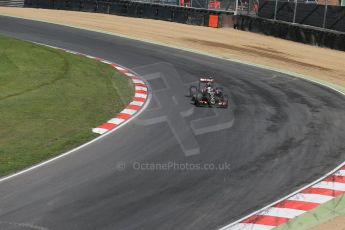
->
[195, 92, 202, 106]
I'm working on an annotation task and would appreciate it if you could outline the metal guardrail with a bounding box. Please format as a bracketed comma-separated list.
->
[135, 0, 237, 11]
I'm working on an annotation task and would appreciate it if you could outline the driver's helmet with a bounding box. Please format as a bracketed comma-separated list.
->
[206, 82, 212, 87]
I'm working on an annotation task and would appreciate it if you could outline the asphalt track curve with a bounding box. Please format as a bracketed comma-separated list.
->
[1, 16, 345, 230]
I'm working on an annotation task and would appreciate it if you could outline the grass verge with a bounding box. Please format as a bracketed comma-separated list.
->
[0, 36, 134, 176]
[274, 194, 345, 230]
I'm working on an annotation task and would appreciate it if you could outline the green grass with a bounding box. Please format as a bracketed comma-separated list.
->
[274, 193, 345, 230]
[0, 36, 134, 176]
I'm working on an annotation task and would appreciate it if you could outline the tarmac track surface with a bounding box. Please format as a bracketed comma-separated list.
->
[1, 16, 345, 230]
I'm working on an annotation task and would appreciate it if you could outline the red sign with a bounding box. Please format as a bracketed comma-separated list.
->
[208, 15, 219, 28]
[208, 0, 220, 8]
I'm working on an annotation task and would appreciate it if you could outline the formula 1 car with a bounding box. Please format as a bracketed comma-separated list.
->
[189, 77, 229, 108]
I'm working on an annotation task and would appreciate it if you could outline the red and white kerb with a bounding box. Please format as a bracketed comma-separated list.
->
[92, 62, 148, 135]
[223, 167, 345, 230]
[51, 47, 149, 135]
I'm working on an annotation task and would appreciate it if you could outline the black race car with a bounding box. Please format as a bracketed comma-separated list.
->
[189, 77, 228, 108]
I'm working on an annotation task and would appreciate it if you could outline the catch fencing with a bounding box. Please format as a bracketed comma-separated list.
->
[24, 0, 235, 27]
[257, 0, 345, 32]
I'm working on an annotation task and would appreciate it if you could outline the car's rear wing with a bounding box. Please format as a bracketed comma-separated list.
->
[200, 78, 214, 83]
